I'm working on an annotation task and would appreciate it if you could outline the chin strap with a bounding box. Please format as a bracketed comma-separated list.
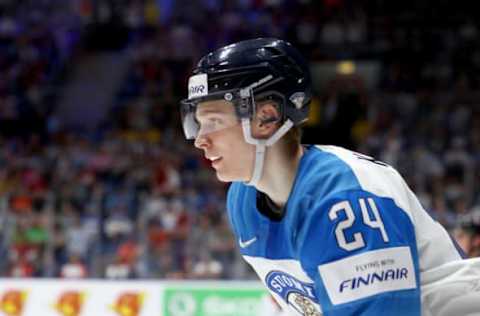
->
[242, 118, 294, 187]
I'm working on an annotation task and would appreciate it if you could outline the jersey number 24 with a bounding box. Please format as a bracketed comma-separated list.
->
[329, 198, 390, 251]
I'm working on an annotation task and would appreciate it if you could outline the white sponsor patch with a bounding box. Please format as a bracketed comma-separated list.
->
[318, 247, 417, 305]
[188, 73, 208, 98]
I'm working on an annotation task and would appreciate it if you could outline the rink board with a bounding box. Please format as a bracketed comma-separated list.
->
[0, 279, 269, 316]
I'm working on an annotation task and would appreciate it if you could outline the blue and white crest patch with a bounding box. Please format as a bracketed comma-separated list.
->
[266, 271, 322, 316]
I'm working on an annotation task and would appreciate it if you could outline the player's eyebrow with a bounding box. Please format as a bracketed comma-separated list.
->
[196, 106, 234, 118]
[196, 109, 226, 115]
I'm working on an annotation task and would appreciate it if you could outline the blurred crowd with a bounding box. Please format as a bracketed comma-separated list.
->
[0, 0, 84, 138]
[1, 0, 480, 279]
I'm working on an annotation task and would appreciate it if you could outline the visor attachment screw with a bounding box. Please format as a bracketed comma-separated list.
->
[224, 93, 233, 101]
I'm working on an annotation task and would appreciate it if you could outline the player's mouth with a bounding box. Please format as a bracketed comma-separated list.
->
[208, 156, 223, 168]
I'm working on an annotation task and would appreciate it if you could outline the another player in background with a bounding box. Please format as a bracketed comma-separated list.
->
[454, 207, 480, 257]
[180, 38, 480, 316]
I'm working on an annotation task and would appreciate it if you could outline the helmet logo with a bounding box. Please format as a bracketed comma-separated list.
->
[189, 85, 205, 96]
[188, 74, 208, 98]
[290, 92, 305, 109]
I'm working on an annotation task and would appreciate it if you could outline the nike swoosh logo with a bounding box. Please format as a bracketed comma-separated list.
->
[239, 236, 257, 248]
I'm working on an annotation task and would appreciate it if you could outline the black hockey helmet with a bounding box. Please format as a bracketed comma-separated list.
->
[180, 38, 312, 140]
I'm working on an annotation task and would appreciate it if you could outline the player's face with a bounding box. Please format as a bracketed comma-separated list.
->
[194, 100, 255, 182]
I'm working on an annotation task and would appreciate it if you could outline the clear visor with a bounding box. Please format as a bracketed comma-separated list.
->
[180, 89, 254, 139]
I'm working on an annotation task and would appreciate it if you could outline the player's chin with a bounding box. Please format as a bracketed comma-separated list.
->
[216, 172, 234, 183]
[215, 171, 244, 183]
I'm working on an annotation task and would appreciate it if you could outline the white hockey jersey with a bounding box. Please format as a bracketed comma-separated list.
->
[227, 145, 480, 315]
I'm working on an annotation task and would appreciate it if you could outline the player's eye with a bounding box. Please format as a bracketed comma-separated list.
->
[209, 118, 223, 125]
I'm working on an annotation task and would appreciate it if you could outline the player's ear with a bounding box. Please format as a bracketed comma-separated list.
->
[252, 101, 280, 138]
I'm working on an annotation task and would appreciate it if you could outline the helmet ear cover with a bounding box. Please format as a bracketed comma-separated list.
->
[252, 91, 286, 123]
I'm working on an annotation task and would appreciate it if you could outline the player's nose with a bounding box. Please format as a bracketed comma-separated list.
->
[194, 134, 210, 149]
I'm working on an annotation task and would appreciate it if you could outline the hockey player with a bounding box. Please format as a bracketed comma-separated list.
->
[180, 38, 480, 315]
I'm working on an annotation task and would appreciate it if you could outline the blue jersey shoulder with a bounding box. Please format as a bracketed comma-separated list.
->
[286, 146, 361, 212]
